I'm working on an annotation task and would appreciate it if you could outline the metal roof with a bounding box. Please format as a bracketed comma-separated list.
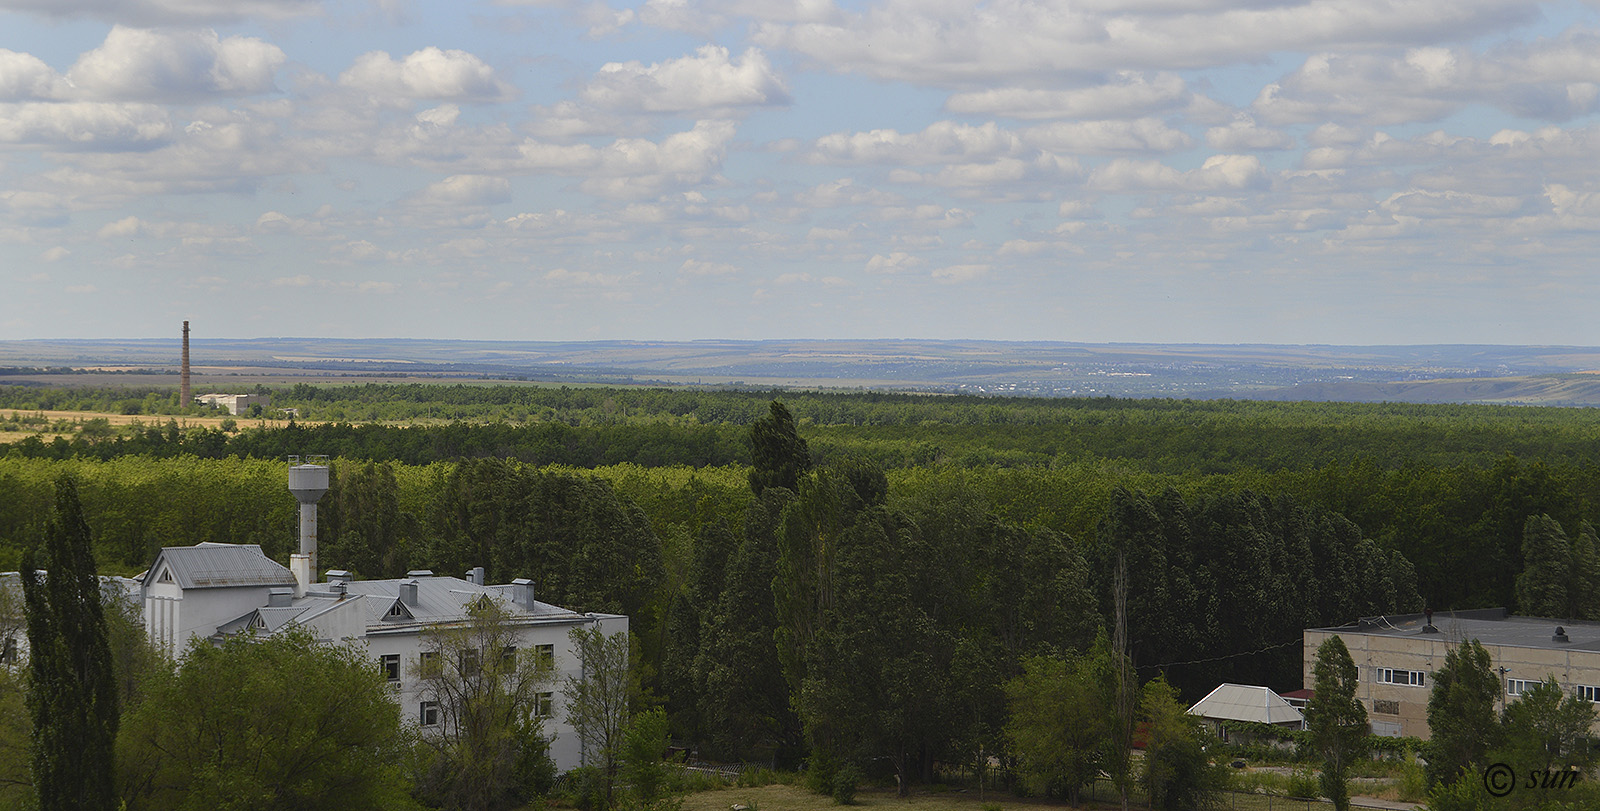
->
[342, 575, 583, 627]
[1188, 683, 1305, 726]
[147, 543, 295, 591]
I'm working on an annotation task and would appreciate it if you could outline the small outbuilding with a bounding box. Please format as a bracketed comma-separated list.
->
[1187, 683, 1305, 740]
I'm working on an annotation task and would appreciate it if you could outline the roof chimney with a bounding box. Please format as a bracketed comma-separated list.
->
[267, 587, 293, 607]
[512, 578, 537, 610]
[400, 579, 419, 607]
[466, 566, 485, 586]
[1555, 626, 1570, 643]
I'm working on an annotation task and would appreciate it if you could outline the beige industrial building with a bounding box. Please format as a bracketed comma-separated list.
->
[1304, 609, 1600, 739]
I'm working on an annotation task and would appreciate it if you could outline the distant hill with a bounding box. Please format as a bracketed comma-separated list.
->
[5, 337, 1600, 405]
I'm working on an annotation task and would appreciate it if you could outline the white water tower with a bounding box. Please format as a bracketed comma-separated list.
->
[288, 455, 329, 596]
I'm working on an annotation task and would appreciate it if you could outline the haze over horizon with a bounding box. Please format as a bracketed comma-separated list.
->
[3, 0, 1600, 346]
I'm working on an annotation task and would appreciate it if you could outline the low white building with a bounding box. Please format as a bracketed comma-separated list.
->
[141, 542, 627, 773]
[1187, 683, 1306, 740]
[194, 393, 270, 415]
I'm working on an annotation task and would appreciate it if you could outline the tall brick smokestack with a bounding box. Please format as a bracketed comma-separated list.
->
[181, 321, 190, 407]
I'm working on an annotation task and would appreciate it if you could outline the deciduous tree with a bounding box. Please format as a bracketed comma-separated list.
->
[413, 598, 558, 811]
[117, 630, 416, 811]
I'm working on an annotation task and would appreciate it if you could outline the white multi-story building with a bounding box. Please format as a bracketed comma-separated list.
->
[141, 541, 627, 772]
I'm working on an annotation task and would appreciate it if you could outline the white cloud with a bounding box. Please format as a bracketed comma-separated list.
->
[754, 0, 1536, 85]
[1257, 33, 1600, 126]
[66, 27, 285, 102]
[517, 120, 737, 198]
[0, 0, 319, 24]
[864, 251, 923, 272]
[415, 175, 513, 206]
[1022, 119, 1193, 154]
[40, 246, 69, 261]
[680, 258, 740, 275]
[341, 47, 515, 105]
[0, 102, 170, 146]
[1089, 154, 1269, 192]
[946, 72, 1190, 120]
[810, 121, 1022, 165]
[581, 45, 789, 114]
[931, 263, 988, 283]
[97, 215, 142, 238]
[0, 50, 68, 100]
[1206, 118, 1296, 150]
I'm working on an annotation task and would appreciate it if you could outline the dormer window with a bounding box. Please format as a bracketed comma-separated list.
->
[157, 567, 174, 584]
[386, 600, 412, 620]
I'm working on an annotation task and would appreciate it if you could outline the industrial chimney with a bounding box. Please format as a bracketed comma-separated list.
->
[180, 321, 191, 407]
[287, 456, 329, 597]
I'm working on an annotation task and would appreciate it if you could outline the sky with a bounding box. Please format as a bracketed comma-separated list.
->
[4, 0, 1600, 345]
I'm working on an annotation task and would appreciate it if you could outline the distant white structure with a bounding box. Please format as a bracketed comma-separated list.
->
[194, 393, 270, 415]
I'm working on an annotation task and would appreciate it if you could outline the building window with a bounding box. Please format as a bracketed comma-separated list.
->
[535, 643, 555, 669]
[1508, 679, 1538, 698]
[387, 602, 407, 619]
[461, 647, 481, 677]
[420, 701, 439, 726]
[535, 691, 553, 718]
[1576, 685, 1600, 703]
[1376, 668, 1426, 686]
[501, 646, 517, 667]
[1372, 699, 1400, 715]
[419, 651, 440, 677]
[380, 654, 401, 683]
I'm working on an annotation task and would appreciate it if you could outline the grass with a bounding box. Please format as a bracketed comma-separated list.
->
[678, 783, 1129, 811]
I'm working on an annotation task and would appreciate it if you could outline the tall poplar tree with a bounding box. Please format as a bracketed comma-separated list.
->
[1307, 636, 1367, 811]
[748, 401, 810, 496]
[21, 475, 118, 811]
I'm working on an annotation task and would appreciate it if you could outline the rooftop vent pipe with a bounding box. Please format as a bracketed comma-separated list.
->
[1555, 626, 1570, 643]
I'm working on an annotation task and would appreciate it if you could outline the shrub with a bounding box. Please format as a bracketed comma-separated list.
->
[831, 764, 861, 805]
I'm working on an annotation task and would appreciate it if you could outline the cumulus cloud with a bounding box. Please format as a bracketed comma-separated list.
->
[415, 174, 513, 206]
[64, 27, 285, 102]
[581, 45, 789, 114]
[754, 0, 1536, 85]
[0, 102, 170, 147]
[1022, 119, 1193, 154]
[1257, 34, 1600, 126]
[516, 119, 736, 198]
[1089, 154, 1270, 192]
[931, 263, 987, 283]
[864, 251, 923, 272]
[945, 72, 1190, 120]
[679, 258, 740, 275]
[340, 47, 515, 105]
[0, 49, 68, 100]
[810, 121, 1022, 165]
[1206, 118, 1296, 150]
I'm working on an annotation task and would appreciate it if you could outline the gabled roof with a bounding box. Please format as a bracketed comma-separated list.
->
[146, 543, 295, 591]
[1188, 683, 1305, 726]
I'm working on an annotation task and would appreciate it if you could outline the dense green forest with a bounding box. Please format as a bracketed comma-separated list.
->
[5, 382, 1600, 783]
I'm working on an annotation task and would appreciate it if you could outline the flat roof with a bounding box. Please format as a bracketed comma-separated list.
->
[1310, 608, 1600, 653]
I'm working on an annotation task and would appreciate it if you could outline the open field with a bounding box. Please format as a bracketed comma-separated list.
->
[0, 409, 317, 443]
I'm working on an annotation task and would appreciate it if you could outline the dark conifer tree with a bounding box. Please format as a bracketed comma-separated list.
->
[21, 475, 118, 811]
